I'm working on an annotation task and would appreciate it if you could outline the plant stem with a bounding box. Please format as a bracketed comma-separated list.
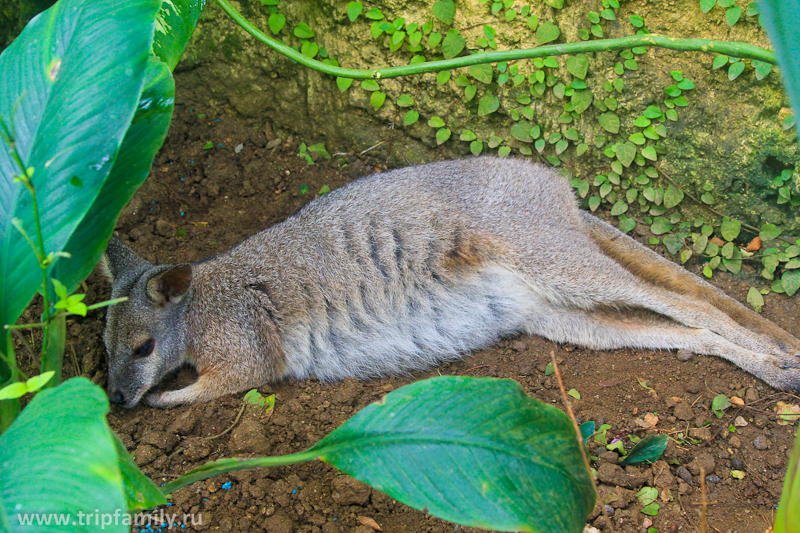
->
[40, 313, 65, 387]
[162, 450, 320, 495]
[4, 297, 129, 330]
[215, 0, 776, 81]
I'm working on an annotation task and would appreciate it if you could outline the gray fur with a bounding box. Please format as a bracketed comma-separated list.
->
[101, 157, 800, 408]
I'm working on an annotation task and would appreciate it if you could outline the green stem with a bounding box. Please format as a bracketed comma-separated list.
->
[4, 297, 128, 330]
[40, 312, 64, 388]
[162, 450, 320, 495]
[215, 0, 776, 80]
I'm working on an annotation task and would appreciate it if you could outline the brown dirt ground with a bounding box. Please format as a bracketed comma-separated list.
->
[16, 101, 800, 533]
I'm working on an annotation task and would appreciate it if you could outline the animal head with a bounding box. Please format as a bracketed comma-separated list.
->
[100, 236, 192, 408]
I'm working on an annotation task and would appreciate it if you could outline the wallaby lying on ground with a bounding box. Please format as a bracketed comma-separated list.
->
[101, 157, 800, 408]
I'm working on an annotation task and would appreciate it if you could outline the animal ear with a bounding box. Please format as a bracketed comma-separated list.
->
[147, 264, 192, 306]
[99, 234, 152, 284]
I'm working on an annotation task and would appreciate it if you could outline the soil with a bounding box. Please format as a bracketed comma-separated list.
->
[16, 100, 800, 533]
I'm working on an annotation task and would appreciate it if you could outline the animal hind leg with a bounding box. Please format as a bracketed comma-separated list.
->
[524, 306, 800, 391]
[579, 211, 800, 357]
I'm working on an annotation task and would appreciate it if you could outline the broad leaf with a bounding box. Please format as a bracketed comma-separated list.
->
[0, 0, 160, 333]
[0, 378, 128, 532]
[618, 435, 668, 465]
[163, 377, 596, 533]
[53, 57, 175, 293]
[112, 432, 167, 511]
[152, 0, 207, 70]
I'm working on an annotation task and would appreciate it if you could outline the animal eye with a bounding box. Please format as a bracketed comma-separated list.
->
[133, 338, 155, 359]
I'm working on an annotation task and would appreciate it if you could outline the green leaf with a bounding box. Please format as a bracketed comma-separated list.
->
[759, 223, 782, 241]
[403, 110, 419, 126]
[469, 63, 493, 84]
[567, 388, 581, 400]
[712, 394, 732, 416]
[536, 21, 560, 44]
[0, 378, 159, 531]
[616, 142, 637, 167]
[728, 61, 746, 80]
[365, 7, 384, 20]
[0, 0, 163, 333]
[307, 377, 595, 531]
[470, 140, 483, 156]
[478, 93, 500, 116]
[396, 94, 415, 107]
[268, 12, 286, 34]
[712, 55, 729, 70]
[610, 201, 628, 216]
[432, 0, 455, 24]
[588, 196, 601, 212]
[499, 146, 512, 158]
[301, 41, 319, 58]
[783, 270, 800, 297]
[0, 381, 26, 400]
[361, 79, 380, 91]
[544, 0, 564, 7]
[753, 59, 773, 80]
[163, 378, 599, 531]
[112, 432, 166, 511]
[566, 54, 589, 79]
[599, 112, 620, 133]
[460, 129, 476, 141]
[436, 70, 451, 85]
[510, 123, 533, 143]
[428, 116, 446, 128]
[293, 22, 315, 39]
[346, 1, 363, 22]
[618, 216, 636, 233]
[629, 15, 644, 27]
[435, 128, 451, 145]
[441, 29, 466, 59]
[643, 106, 664, 119]
[370, 91, 386, 109]
[650, 217, 674, 235]
[618, 435, 668, 466]
[700, 0, 716, 12]
[640, 146, 658, 161]
[747, 287, 764, 312]
[571, 90, 593, 114]
[336, 77, 353, 91]
[152, 0, 206, 70]
[720, 218, 741, 241]
[725, 6, 742, 26]
[663, 185, 684, 208]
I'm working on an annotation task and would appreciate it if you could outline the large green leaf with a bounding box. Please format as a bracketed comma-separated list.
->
[163, 377, 595, 533]
[112, 432, 167, 511]
[153, 0, 207, 70]
[0, 0, 160, 330]
[312, 377, 594, 532]
[773, 428, 800, 533]
[0, 378, 127, 532]
[53, 57, 175, 293]
[757, 3, 800, 532]
[759, 1, 800, 115]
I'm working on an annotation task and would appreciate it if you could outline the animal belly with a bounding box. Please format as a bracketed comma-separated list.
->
[284, 265, 546, 380]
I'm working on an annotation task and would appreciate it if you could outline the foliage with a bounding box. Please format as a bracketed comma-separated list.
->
[0, 378, 165, 533]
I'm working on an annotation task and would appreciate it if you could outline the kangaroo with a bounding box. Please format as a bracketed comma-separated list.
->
[101, 157, 800, 408]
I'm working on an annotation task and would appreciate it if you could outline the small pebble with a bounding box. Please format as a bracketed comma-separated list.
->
[676, 349, 692, 362]
[705, 474, 721, 483]
[676, 465, 693, 485]
[603, 505, 615, 516]
[754, 435, 770, 450]
[731, 458, 744, 470]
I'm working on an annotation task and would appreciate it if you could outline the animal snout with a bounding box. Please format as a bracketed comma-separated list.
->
[108, 389, 125, 405]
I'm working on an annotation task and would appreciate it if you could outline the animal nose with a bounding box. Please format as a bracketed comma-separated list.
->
[109, 389, 124, 405]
